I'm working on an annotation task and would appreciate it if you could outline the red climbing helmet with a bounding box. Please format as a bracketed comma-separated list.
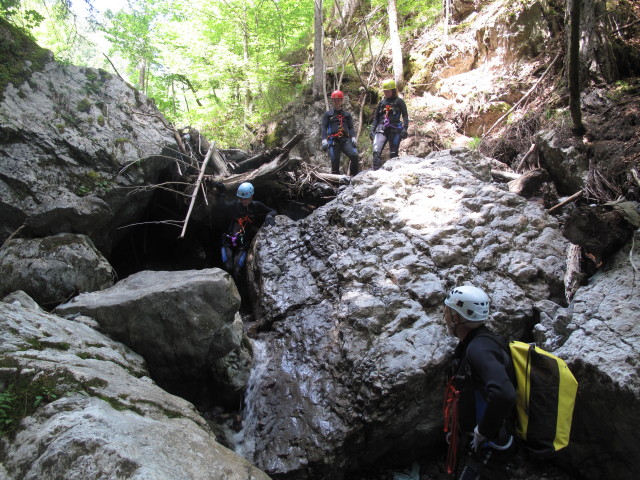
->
[330, 90, 344, 99]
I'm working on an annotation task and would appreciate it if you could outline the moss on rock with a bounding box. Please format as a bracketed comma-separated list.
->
[0, 17, 50, 102]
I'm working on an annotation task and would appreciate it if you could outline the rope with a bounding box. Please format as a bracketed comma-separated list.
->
[443, 378, 461, 474]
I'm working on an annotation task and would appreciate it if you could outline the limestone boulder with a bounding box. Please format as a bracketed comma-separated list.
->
[0, 233, 114, 307]
[0, 20, 178, 253]
[55, 268, 251, 405]
[0, 296, 270, 480]
[242, 151, 570, 478]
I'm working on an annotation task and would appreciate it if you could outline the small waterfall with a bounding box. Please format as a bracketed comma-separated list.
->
[233, 338, 269, 460]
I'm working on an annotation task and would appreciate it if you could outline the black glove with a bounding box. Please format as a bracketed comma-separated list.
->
[212, 181, 226, 192]
[264, 215, 276, 226]
[401, 129, 408, 140]
[369, 131, 374, 141]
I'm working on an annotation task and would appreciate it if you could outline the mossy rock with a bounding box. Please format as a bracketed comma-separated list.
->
[0, 17, 50, 102]
[263, 123, 286, 148]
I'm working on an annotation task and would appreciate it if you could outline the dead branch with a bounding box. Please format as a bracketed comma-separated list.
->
[103, 54, 125, 82]
[313, 172, 349, 183]
[210, 134, 304, 193]
[180, 143, 215, 238]
[1, 224, 25, 248]
[491, 170, 520, 182]
[549, 189, 583, 213]
[631, 167, 640, 188]
[564, 243, 583, 302]
[515, 143, 537, 172]
[208, 145, 230, 177]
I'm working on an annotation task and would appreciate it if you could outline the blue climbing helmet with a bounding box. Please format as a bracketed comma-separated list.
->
[237, 182, 254, 199]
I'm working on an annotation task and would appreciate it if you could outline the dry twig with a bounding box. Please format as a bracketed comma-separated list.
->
[180, 143, 215, 238]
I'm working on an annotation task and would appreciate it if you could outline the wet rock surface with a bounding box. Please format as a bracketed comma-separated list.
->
[244, 151, 577, 479]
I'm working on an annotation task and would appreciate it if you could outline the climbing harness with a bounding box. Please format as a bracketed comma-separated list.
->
[225, 215, 253, 247]
[327, 111, 347, 141]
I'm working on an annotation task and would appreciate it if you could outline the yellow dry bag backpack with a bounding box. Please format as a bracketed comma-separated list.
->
[509, 341, 578, 456]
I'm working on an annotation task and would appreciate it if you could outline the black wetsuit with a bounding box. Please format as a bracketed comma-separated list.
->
[321, 109, 359, 175]
[447, 326, 518, 479]
[370, 96, 409, 170]
[220, 199, 276, 280]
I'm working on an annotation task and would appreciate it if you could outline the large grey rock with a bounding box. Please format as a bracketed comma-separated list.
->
[0, 297, 270, 480]
[536, 129, 590, 193]
[240, 151, 570, 478]
[535, 229, 640, 480]
[0, 31, 179, 253]
[55, 268, 251, 404]
[0, 233, 114, 307]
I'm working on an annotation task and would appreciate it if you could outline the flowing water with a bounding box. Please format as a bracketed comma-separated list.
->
[233, 338, 268, 461]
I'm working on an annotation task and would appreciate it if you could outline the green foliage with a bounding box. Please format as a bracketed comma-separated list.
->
[0, 16, 49, 100]
[75, 170, 115, 196]
[1, 0, 44, 30]
[0, 391, 16, 431]
[97, 0, 314, 148]
[0, 358, 67, 437]
[608, 80, 640, 100]
[468, 136, 482, 150]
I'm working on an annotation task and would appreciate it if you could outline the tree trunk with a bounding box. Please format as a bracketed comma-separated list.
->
[565, 0, 618, 83]
[569, 0, 586, 136]
[313, 0, 325, 101]
[388, 0, 403, 91]
[138, 58, 147, 94]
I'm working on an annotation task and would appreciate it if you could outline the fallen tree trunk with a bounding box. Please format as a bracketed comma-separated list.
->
[231, 151, 275, 173]
[210, 134, 304, 193]
[206, 134, 304, 192]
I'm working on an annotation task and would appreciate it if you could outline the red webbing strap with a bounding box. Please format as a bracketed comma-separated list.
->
[443, 377, 461, 475]
[328, 114, 346, 138]
[237, 215, 253, 230]
[384, 104, 392, 120]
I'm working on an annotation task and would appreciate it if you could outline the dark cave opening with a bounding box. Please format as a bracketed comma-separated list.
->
[107, 175, 332, 309]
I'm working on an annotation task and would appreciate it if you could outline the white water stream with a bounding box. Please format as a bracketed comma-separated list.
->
[233, 338, 269, 460]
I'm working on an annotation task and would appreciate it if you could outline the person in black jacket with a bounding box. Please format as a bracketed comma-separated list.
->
[321, 90, 359, 176]
[442, 285, 518, 480]
[370, 79, 409, 170]
[217, 182, 276, 281]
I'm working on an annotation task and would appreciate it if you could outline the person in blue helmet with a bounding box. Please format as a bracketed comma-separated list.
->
[321, 90, 360, 176]
[370, 79, 409, 170]
[442, 285, 518, 480]
[218, 182, 276, 280]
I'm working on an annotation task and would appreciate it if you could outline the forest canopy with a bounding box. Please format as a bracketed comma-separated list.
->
[0, 0, 442, 147]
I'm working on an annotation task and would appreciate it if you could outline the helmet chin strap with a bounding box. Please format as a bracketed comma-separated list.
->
[451, 316, 477, 338]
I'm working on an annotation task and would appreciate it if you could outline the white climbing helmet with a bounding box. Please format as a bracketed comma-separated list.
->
[444, 285, 490, 322]
[236, 182, 254, 199]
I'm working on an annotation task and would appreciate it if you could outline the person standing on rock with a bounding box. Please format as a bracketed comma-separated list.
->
[370, 79, 409, 170]
[216, 182, 276, 281]
[321, 90, 360, 176]
[442, 285, 518, 480]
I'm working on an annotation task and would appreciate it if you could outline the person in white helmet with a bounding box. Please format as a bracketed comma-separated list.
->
[217, 182, 276, 281]
[442, 285, 518, 480]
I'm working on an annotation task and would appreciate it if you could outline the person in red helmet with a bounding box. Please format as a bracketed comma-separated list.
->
[321, 90, 359, 176]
